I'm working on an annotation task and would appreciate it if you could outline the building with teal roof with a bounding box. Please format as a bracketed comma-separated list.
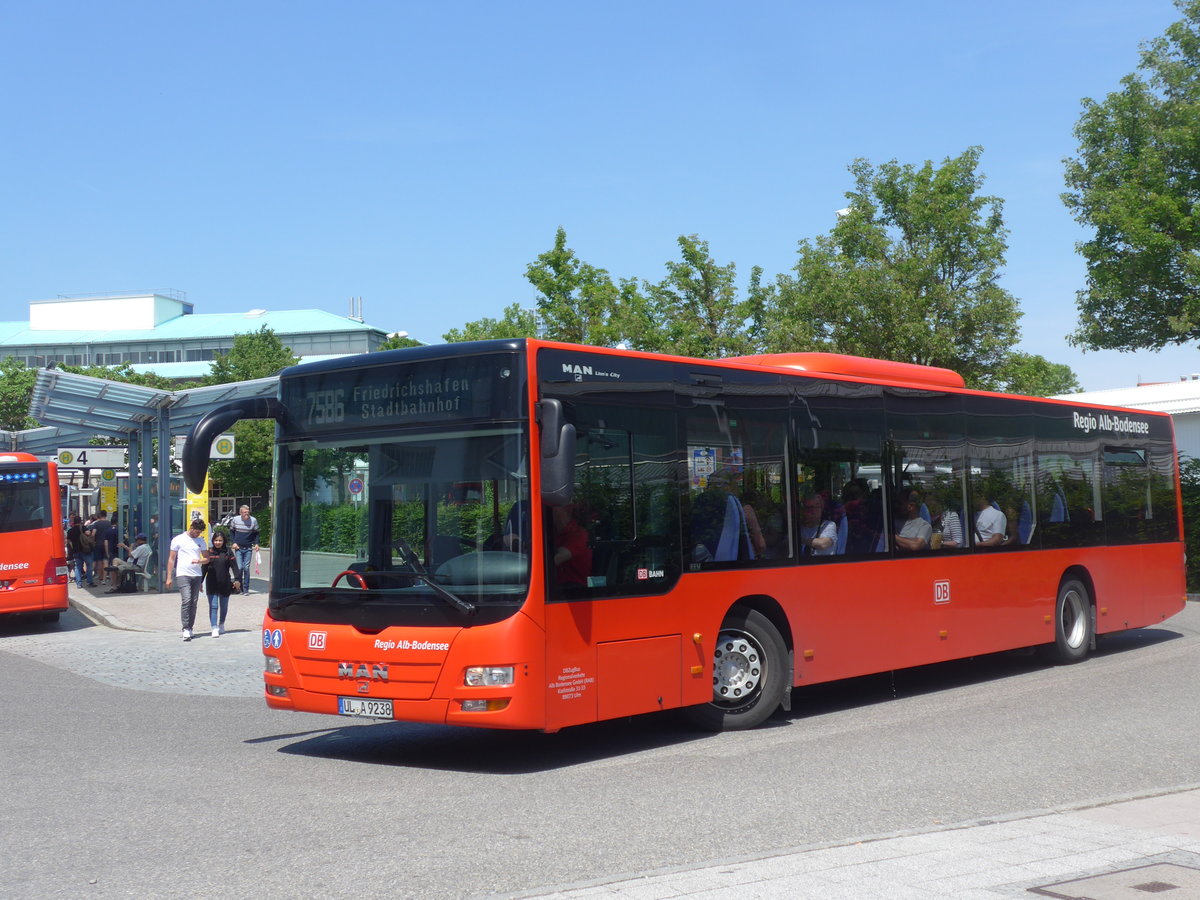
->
[0, 291, 389, 379]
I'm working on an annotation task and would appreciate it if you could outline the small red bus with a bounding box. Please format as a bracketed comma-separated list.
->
[0, 452, 70, 622]
[183, 341, 1187, 731]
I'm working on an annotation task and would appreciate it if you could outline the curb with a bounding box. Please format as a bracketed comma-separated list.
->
[68, 595, 153, 633]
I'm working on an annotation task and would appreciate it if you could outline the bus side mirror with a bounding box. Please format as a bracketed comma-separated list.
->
[536, 399, 575, 507]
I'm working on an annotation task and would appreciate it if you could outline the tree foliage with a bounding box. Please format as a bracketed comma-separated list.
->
[760, 147, 1023, 389]
[1064, 0, 1200, 351]
[525, 226, 635, 346]
[444, 148, 1079, 391]
[376, 333, 423, 351]
[206, 327, 299, 501]
[443, 303, 541, 343]
[205, 324, 299, 384]
[635, 235, 758, 358]
[0, 357, 39, 431]
[994, 351, 1081, 396]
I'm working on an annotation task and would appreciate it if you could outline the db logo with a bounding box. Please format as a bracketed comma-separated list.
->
[637, 568, 649, 580]
[934, 580, 951, 604]
[308, 631, 327, 650]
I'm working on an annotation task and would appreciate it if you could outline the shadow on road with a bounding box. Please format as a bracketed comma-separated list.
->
[0, 605, 97, 636]
[259, 623, 1184, 773]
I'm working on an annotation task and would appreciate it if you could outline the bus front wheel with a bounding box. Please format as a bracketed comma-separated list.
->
[685, 606, 788, 732]
[1050, 578, 1092, 663]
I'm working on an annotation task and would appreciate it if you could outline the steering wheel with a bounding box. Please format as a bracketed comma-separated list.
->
[331, 570, 368, 589]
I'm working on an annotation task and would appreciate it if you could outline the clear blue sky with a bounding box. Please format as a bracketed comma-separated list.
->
[1, 0, 1193, 391]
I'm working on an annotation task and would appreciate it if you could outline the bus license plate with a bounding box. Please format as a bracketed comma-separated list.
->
[337, 697, 394, 719]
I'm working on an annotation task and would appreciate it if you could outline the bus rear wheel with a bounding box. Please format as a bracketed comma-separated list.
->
[685, 606, 787, 732]
[1050, 578, 1092, 663]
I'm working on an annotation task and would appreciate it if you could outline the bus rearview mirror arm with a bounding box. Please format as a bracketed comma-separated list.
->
[536, 399, 575, 507]
[182, 398, 287, 493]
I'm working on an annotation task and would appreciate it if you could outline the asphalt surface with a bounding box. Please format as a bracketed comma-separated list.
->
[23, 580, 1200, 897]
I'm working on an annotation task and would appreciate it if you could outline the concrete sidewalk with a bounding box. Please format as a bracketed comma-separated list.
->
[68, 560, 270, 634]
[522, 787, 1200, 898]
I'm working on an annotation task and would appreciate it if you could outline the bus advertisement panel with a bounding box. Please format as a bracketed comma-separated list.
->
[0, 452, 70, 621]
[182, 340, 1187, 733]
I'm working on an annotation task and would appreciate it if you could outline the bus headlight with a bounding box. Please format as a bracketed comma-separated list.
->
[264, 656, 283, 674]
[464, 666, 514, 686]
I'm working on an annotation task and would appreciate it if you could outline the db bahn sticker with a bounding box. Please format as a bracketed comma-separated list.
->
[934, 580, 951, 604]
[308, 631, 327, 650]
[264, 629, 283, 649]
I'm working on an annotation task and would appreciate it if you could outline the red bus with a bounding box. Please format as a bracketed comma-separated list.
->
[0, 452, 70, 623]
[183, 341, 1187, 731]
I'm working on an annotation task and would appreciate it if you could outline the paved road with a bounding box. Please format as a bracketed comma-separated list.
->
[0, 603, 1197, 898]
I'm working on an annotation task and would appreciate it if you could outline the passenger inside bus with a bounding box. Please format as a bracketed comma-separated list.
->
[552, 505, 592, 586]
[926, 496, 963, 549]
[893, 488, 933, 551]
[800, 495, 837, 556]
[974, 495, 1007, 547]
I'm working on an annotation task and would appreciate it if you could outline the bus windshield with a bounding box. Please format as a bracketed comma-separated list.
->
[272, 426, 531, 623]
[0, 468, 53, 533]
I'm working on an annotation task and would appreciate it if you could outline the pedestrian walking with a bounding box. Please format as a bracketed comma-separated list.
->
[65, 514, 87, 587]
[202, 530, 240, 637]
[166, 518, 207, 642]
[227, 504, 259, 594]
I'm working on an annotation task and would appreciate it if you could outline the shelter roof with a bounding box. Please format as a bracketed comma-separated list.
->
[23, 368, 280, 458]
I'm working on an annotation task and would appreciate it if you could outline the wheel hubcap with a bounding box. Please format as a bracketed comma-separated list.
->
[1061, 589, 1086, 648]
[712, 629, 764, 705]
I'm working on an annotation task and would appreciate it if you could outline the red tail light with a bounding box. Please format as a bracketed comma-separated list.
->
[45, 557, 69, 586]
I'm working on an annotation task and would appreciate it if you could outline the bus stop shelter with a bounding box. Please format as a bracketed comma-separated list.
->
[19, 368, 280, 589]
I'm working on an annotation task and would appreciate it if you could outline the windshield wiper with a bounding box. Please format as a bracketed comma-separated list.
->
[393, 540, 478, 617]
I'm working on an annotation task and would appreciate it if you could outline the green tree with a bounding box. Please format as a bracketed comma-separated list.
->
[761, 147, 1023, 389]
[526, 227, 635, 346]
[636, 234, 757, 358]
[206, 327, 299, 501]
[1180, 456, 1200, 589]
[376, 333, 423, 351]
[1064, 0, 1200, 351]
[443, 303, 540, 342]
[205, 324, 298, 384]
[994, 352, 1082, 396]
[0, 357, 38, 431]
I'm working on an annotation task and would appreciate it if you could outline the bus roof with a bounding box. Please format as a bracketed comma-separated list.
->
[727, 352, 966, 389]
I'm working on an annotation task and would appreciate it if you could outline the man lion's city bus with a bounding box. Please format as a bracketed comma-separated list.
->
[182, 341, 1187, 732]
[0, 452, 70, 622]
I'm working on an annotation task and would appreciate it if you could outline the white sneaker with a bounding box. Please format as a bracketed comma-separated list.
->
[212, 628, 220, 638]
[182, 629, 192, 641]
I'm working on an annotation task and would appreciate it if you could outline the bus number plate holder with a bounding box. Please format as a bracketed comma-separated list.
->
[337, 697, 393, 719]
